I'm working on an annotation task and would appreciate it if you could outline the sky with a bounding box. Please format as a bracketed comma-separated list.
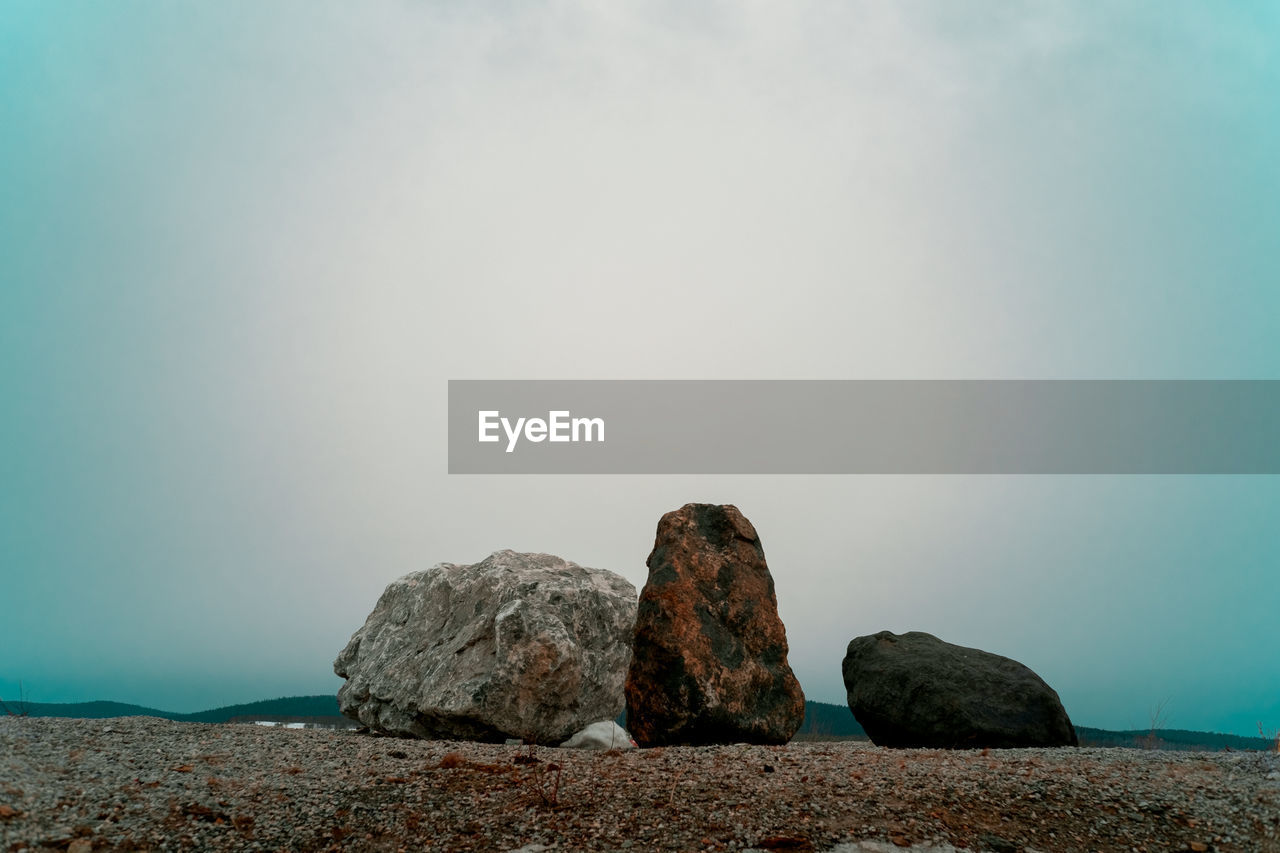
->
[2, 1, 1278, 736]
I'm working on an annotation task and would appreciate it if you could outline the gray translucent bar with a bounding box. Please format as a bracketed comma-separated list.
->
[448, 381, 1280, 474]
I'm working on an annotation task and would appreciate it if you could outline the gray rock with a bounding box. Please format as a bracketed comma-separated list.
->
[842, 630, 1078, 749]
[334, 550, 637, 744]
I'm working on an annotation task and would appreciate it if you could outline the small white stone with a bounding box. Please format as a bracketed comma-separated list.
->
[559, 721, 635, 750]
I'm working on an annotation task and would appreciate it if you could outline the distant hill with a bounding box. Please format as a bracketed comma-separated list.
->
[1075, 726, 1275, 752]
[10, 695, 347, 726]
[795, 700, 868, 739]
[11, 700, 177, 719]
[7, 695, 1276, 751]
[180, 695, 343, 723]
[17, 697, 866, 739]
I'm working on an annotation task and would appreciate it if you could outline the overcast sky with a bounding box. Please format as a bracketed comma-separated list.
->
[3, 1, 1278, 736]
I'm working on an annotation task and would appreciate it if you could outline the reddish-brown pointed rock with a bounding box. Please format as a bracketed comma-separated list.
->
[625, 503, 805, 746]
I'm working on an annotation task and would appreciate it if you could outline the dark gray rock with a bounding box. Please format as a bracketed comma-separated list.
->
[334, 550, 637, 744]
[842, 630, 1078, 749]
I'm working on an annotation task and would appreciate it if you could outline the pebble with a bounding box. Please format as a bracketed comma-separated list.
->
[2, 717, 1278, 852]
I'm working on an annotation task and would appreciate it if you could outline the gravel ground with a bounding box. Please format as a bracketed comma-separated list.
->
[2, 716, 1278, 853]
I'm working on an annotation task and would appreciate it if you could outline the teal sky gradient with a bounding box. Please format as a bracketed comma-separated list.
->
[2, 2, 1278, 735]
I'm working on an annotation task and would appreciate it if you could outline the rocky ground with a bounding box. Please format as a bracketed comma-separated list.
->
[2, 716, 1278, 853]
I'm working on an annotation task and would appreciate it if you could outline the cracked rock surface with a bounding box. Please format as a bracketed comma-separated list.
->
[626, 504, 805, 747]
[335, 550, 637, 744]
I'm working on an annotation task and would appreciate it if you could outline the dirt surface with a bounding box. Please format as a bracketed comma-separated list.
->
[3, 717, 1278, 852]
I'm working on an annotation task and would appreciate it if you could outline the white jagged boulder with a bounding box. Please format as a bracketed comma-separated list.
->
[334, 550, 637, 744]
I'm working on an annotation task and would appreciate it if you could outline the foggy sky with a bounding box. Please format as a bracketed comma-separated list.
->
[2, 1, 1278, 735]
